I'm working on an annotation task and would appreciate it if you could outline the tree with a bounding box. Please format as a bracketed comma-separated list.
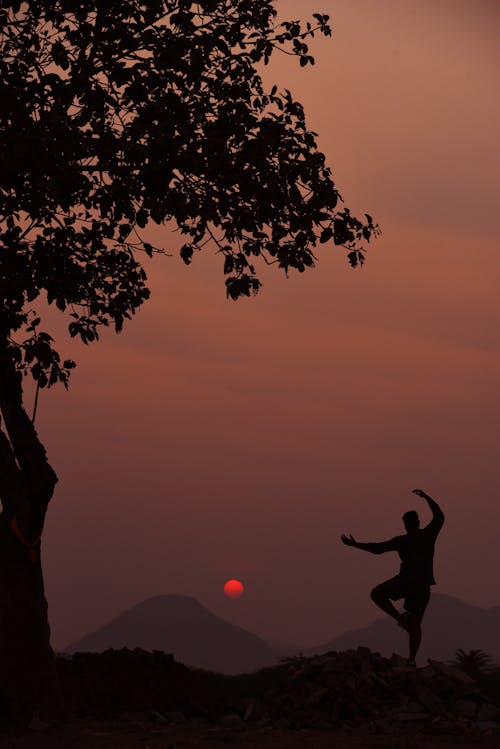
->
[451, 649, 496, 677]
[0, 0, 378, 722]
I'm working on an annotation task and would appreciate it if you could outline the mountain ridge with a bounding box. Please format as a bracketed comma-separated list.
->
[65, 592, 500, 673]
[306, 593, 500, 664]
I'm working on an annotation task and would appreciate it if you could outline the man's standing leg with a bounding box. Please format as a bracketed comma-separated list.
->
[404, 587, 430, 664]
[404, 614, 422, 663]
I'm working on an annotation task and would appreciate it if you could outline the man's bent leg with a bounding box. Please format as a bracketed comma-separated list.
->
[371, 583, 403, 623]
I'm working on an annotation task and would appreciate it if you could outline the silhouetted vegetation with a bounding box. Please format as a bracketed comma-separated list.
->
[450, 649, 500, 707]
[451, 649, 497, 677]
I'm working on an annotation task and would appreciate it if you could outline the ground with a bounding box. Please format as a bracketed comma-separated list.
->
[1, 720, 500, 749]
[4, 649, 500, 747]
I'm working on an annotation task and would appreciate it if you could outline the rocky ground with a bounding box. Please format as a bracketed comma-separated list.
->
[2, 647, 500, 747]
[2, 721, 500, 749]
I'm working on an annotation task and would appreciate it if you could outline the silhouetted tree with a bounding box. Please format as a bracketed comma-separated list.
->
[451, 649, 496, 677]
[0, 0, 378, 722]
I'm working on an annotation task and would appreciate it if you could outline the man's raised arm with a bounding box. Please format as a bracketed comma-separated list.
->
[341, 534, 399, 555]
[412, 488, 444, 530]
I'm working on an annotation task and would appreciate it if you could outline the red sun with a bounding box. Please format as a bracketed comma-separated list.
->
[224, 579, 244, 598]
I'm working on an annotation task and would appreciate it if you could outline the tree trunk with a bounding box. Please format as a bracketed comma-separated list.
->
[0, 340, 61, 725]
[0, 523, 60, 724]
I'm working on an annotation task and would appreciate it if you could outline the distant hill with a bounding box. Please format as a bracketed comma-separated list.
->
[305, 594, 500, 664]
[65, 595, 278, 675]
[65, 593, 500, 674]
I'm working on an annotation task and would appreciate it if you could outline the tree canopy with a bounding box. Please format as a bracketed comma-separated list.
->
[1, 0, 379, 391]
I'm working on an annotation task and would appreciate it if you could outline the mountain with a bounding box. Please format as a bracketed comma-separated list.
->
[304, 593, 500, 664]
[65, 595, 278, 675]
[65, 593, 500, 675]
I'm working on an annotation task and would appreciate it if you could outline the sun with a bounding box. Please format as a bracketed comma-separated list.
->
[224, 579, 244, 598]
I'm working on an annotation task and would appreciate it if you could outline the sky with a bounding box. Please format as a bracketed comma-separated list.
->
[32, 0, 500, 650]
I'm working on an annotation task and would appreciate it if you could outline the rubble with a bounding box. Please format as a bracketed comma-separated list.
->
[56, 646, 500, 735]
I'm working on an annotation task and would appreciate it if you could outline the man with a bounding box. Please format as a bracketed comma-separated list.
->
[341, 488, 444, 665]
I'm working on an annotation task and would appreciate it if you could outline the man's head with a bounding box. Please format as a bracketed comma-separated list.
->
[403, 510, 420, 532]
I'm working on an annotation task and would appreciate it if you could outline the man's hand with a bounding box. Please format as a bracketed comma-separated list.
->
[341, 533, 358, 547]
[412, 488, 430, 499]
[412, 488, 444, 527]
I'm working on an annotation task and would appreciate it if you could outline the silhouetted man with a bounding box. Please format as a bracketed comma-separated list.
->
[341, 489, 444, 665]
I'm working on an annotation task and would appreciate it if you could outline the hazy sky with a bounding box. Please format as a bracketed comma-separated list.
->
[35, 0, 500, 650]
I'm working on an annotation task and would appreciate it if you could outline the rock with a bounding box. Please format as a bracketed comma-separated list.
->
[454, 699, 477, 718]
[396, 711, 428, 721]
[243, 701, 257, 721]
[273, 717, 292, 729]
[28, 715, 53, 731]
[164, 711, 187, 724]
[403, 700, 425, 714]
[220, 713, 245, 730]
[473, 720, 497, 731]
[306, 687, 329, 706]
[414, 684, 444, 714]
[477, 703, 500, 721]
[390, 653, 409, 668]
[428, 660, 476, 686]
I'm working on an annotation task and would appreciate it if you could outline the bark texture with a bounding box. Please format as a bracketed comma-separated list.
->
[0, 340, 61, 724]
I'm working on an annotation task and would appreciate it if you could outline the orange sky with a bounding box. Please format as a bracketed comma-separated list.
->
[35, 0, 500, 649]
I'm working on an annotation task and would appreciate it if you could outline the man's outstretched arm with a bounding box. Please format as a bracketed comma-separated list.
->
[341, 534, 399, 554]
[412, 488, 444, 530]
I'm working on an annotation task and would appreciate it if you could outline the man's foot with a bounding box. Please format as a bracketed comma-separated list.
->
[407, 658, 416, 668]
